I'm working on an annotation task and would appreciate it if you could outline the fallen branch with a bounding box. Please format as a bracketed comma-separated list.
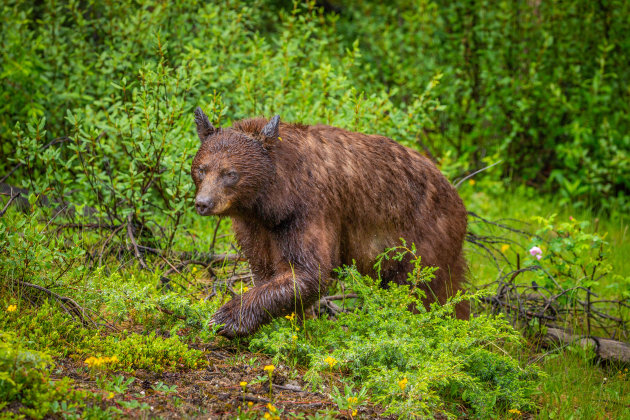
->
[16, 280, 96, 328]
[156, 305, 187, 320]
[543, 327, 630, 365]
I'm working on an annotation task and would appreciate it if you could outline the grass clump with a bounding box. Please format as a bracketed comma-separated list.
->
[251, 249, 542, 418]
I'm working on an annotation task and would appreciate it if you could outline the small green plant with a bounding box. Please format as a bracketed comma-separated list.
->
[330, 384, 367, 418]
[117, 399, 151, 411]
[263, 364, 275, 398]
[96, 375, 135, 394]
[152, 381, 178, 395]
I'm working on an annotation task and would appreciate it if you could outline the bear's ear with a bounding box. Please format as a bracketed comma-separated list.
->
[194, 107, 216, 142]
[261, 115, 281, 141]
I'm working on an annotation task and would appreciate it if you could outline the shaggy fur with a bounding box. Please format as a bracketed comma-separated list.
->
[191, 109, 469, 338]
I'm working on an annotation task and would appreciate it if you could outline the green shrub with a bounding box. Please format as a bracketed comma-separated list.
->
[0, 333, 89, 419]
[250, 247, 542, 418]
[103, 331, 205, 373]
[335, 0, 630, 211]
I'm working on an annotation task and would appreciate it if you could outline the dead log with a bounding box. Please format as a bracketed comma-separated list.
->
[544, 327, 630, 365]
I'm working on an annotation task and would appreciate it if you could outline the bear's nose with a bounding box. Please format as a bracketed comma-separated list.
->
[195, 197, 215, 215]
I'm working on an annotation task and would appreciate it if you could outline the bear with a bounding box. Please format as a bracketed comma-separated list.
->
[191, 108, 469, 338]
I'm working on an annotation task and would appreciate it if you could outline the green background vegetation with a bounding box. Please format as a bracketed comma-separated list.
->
[1, 0, 628, 418]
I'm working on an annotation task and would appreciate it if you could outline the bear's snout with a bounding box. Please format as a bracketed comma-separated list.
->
[195, 196, 215, 216]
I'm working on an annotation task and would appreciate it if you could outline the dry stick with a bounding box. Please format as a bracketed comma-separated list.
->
[17, 280, 96, 327]
[98, 224, 126, 267]
[321, 293, 358, 301]
[468, 211, 540, 239]
[454, 160, 502, 188]
[209, 216, 222, 254]
[135, 244, 245, 265]
[0, 191, 20, 217]
[241, 395, 270, 404]
[127, 214, 148, 269]
[163, 259, 210, 277]
[156, 305, 187, 320]
[273, 384, 304, 392]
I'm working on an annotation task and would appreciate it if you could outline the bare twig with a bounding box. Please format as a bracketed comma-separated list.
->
[454, 160, 502, 188]
[0, 190, 20, 217]
[127, 214, 148, 269]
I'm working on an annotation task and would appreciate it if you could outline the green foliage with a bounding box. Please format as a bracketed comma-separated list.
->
[528, 215, 625, 294]
[0, 205, 88, 301]
[0, 333, 89, 419]
[335, 0, 630, 211]
[103, 331, 205, 373]
[4, 0, 445, 262]
[251, 252, 542, 418]
[521, 214, 630, 331]
[1, 1, 628, 417]
[0, 300, 101, 358]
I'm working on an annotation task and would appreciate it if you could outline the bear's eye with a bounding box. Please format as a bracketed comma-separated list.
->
[223, 170, 239, 185]
[197, 168, 206, 178]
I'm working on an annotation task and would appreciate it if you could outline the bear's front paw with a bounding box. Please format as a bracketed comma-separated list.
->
[210, 300, 260, 339]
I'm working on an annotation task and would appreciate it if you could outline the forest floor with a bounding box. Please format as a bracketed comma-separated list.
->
[2, 189, 629, 419]
[36, 343, 398, 419]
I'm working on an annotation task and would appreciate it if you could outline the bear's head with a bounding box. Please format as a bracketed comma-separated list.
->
[191, 108, 279, 216]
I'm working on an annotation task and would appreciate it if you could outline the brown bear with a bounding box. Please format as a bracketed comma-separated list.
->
[191, 108, 469, 338]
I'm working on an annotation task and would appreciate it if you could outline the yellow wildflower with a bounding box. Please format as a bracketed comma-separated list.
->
[242, 286, 249, 293]
[85, 355, 117, 369]
[264, 365, 275, 374]
[292, 335, 298, 341]
[398, 377, 408, 391]
[278, 137, 283, 141]
[508, 408, 521, 415]
[347, 396, 358, 404]
[267, 403, 277, 413]
[247, 402, 253, 408]
[324, 356, 337, 368]
[263, 413, 271, 419]
[191, 266, 198, 273]
[7, 305, 16, 312]
[240, 381, 248, 391]
[469, 179, 476, 186]
[285, 312, 296, 321]
[107, 392, 115, 400]
[501, 244, 510, 253]
[352, 409, 358, 416]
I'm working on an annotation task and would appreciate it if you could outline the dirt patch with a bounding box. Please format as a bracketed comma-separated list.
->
[49, 348, 391, 419]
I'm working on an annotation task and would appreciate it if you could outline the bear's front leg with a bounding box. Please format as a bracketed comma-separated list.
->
[210, 268, 326, 338]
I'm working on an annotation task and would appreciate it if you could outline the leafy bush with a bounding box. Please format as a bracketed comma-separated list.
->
[335, 0, 630, 211]
[250, 249, 542, 418]
[0, 333, 89, 419]
[4, 0, 444, 262]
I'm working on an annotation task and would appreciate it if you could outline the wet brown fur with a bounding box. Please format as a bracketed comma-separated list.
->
[192, 116, 469, 338]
